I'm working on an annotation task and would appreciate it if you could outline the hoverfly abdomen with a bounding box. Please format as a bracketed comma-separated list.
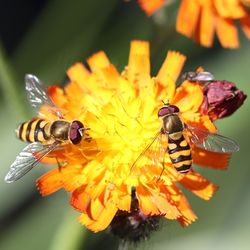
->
[17, 119, 50, 143]
[168, 133, 192, 174]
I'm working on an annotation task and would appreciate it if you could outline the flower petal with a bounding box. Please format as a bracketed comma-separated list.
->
[67, 63, 90, 84]
[137, 0, 165, 16]
[137, 185, 160, 215]
[199, 2, 215, 47]
[177, 194, 198, 226]
[156, 51, 186, 101]
[70, 186, 90, 212]
[36, 169, 63, 196]
[126, 40, 151, 89]
[179, 170, 218, 200]
[176, 0, 201, 37]
[87, 51, 110, 72]
[193, 146, 231, 169]
[173, 81, 204, 113]
[162, 184, 197, 225]
[214, 0, 246, 18]
[78, 198, 118, 232]
[216, 16, 239, 48]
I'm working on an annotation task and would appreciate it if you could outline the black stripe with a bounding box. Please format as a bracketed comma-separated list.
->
[168, 145, 190, 154]
[34, 119, 43, 142]
[179, 169, 190, 174]
[168, 134, 191, 154]
[175, 164, 191, 172]
[42, 122, 50, 140]
[18, 123, 24, 139]
[26, 120, 33, 142]
[170, 154, 192, 164]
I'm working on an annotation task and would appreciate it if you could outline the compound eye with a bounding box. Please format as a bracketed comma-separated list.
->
[158, 107, 169, 117]
[70, 121, 84, 144]
[158, 105, 179, 117]
[168, 105, 179, 113]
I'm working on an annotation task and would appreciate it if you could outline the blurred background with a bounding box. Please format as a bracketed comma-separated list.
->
[0, 1, 249, 249]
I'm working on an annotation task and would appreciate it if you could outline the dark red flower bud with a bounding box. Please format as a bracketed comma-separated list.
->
[110, 188, 161, 243]
[200, 80, 247, 120]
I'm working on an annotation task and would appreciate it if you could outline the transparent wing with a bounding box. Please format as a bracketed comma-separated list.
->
[25, 74, 63, 118]
[130, 131, 168, 178]
[186, 125, 239, 153]
[4, 142, 59, 183]
[193, 72, 214, 82]
[182, 71, 214, 82]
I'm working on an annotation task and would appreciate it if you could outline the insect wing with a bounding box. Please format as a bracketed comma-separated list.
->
[130, 132, 167, 178]
[193, 72, 214, 82]
[187, 125, 239, 153]
[25, 74, 63, 118]
[4, 142, 59, 183]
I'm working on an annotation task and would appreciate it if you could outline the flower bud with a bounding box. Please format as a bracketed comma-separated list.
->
[200, 80, 247, 120]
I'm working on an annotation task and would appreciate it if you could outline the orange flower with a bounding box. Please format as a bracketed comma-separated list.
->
[177, 0, 250, 48]
[137, 0, 250, 48]
[137, 0, 165, 16]
[36, 41, 232, 235]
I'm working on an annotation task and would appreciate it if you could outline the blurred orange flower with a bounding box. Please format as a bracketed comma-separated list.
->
[138, 0, 250, 48]
[137, 0, 165, 16]
[36, 41, 230, 233]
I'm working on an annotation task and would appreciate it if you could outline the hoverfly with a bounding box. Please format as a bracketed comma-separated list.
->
[4, 74, 90, 183]
[131, 103, 239, 177]
[182, 71, 215, 83]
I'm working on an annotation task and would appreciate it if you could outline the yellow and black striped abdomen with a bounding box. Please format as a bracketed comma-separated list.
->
[16, 119, 50, 143]
[168, 132, 192, 174]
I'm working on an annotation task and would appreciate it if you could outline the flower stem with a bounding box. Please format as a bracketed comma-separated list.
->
[0, 44, 28, 120]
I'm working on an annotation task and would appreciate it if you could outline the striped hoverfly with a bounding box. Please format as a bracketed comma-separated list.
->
[131, 102, 239, 178]
[5, 74, 90, 183]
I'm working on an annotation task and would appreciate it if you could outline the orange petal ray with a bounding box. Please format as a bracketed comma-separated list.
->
[173, 81, 204, 113]
[176, 0, 201, 37]
[193, 146, 231, 169]
[78, 199, 118, 232]
[87, 51, 110, 72]
[199, 2, 215, 47]
[137, 0, 165, 16]
[216, 16, 239, 48]
[127, 40, 151, 88]
[156, 51, 186, 101]
[36, 169, 63, 196]
[179, 170, 218, 200]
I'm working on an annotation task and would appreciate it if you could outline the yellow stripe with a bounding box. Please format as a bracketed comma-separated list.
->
[174, 160, 192, 168]
[21, 122, 29, 141]
[180, 140, 188, 147]
[168, 143, 177, 150]
[170, 150, 191, 159]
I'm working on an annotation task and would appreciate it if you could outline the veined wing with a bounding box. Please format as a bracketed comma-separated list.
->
[187, 125, 239, 153]
[4, 142, 59, 183]
[192, 72, 214, 82]
[25, 74, 64, 118]
[130, 131, 168, 179]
